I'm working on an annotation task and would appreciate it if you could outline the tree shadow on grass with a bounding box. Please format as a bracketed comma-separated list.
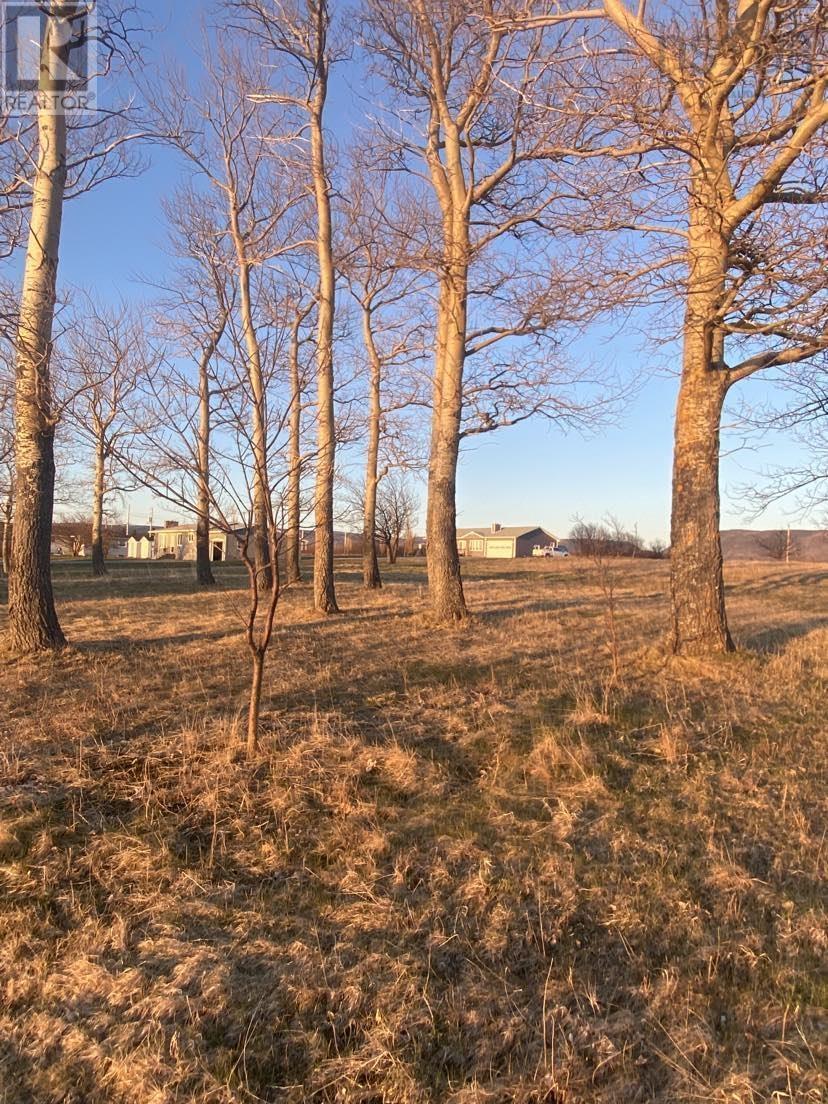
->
[735, 616, 828, 654]
[727, 568, 828, 596]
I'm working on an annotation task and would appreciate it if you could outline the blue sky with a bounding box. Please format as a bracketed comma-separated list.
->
[45, 0, 815, 542]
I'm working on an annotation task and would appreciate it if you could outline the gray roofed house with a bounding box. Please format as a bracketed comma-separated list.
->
[457, 523, 557, 559]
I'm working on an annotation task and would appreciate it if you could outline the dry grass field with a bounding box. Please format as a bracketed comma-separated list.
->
[0, 557, 826, 1103]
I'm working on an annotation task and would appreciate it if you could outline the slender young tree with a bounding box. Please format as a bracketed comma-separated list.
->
[374, 472, 418, 565]
[114, 320, 290, 757]
[0, 496, 10, 578]
[341, 166, 428, 589]
[284, 289, 314, 585]
[193, 302, 230, 586]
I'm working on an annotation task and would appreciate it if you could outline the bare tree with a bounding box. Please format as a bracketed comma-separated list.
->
[522, 0, 828, 653]
[340, 163, 428, 589]
[756, 529, 797, 563]
[63, 299, 148, 576]
[6, 1, 144, 652]
[0, 375, 13, 576]
[233, 0, 343, 613]
[375, 472, 419, 565]
[281, 276, 315, 586]
[146, 187, 235, 586]
[569, 516, 643, 559]
[115, 324, 290, 757]
[362, 1, 620, 623]
[343, 469, 420, 566]
[149, 40, 306, 592]
[0, 494, 10, 577]
[574, 514, 644, 684]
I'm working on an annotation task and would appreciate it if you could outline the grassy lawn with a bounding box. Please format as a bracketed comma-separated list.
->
[0, 557, 826, 1102]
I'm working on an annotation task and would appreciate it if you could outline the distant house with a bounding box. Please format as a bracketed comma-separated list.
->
[127, 533, 154, 559]
[456, 529, 488, 557]
[128, 532, 154, 556]
[147, 521, 246, 563]
[123, 525, 151, 560]
[124, 522, 397, 562]
[299, 529, 368, 555]
[125, 525, 151, 541]
[457, 523, 558, 559]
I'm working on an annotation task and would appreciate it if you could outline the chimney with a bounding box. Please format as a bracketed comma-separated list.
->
[490, 522, 501, 533]
[165, 519, 179, 529]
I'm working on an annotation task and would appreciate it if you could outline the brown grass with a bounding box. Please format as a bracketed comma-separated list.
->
[0, 557, 826, 1103]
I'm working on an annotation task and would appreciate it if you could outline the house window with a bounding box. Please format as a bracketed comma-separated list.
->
[188, 532, 195, 542]
[177, 535, 184, 547]
[469, 539, 484, 552]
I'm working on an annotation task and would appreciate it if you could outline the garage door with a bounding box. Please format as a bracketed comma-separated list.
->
[485, 539, 514, 558]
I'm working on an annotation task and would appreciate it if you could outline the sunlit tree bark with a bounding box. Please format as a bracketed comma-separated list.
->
[7, 11, 72, 651]
[232, 0, 341, 612]
[309, 46, 338, 612]
[5, 1, 142, 649]
[285, 295, 313, 585]
[363, 1, 616, 621]
[591, 0, 828, 654]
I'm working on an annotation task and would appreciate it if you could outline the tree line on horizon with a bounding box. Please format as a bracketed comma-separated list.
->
[0, 0, 826, 744]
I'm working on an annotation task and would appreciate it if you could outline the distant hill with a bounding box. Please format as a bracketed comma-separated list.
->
[721, 529, 828, 561]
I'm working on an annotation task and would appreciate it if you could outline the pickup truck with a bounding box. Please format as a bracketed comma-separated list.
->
[532, 544, 569, 558]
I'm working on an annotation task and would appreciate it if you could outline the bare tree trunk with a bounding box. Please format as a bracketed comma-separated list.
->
[1, 497, 11, 576]
[670, 216, 734, 655]
[361, 305, 382, 589]
[426, 263, 467, 622]
[196, 343, 215, 586]
[247, 648, 265, 756]
[285, 311, 303, 585]
[91, 434, 107, 577]
[670, 366, 733, 655]
[242, 527, 281, 759]
[7, 20, 69, 652]
[310, 73, 339, 614]
[387, 536, 398, 565]
[229, 209, 272, 591]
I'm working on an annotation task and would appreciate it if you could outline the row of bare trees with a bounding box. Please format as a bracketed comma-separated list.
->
[1, 0, 826, 713]
[367, 0, 827, 651]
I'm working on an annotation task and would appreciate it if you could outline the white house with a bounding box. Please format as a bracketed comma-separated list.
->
[130, 522, 245, 563]
[127, 533, 154, 559]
